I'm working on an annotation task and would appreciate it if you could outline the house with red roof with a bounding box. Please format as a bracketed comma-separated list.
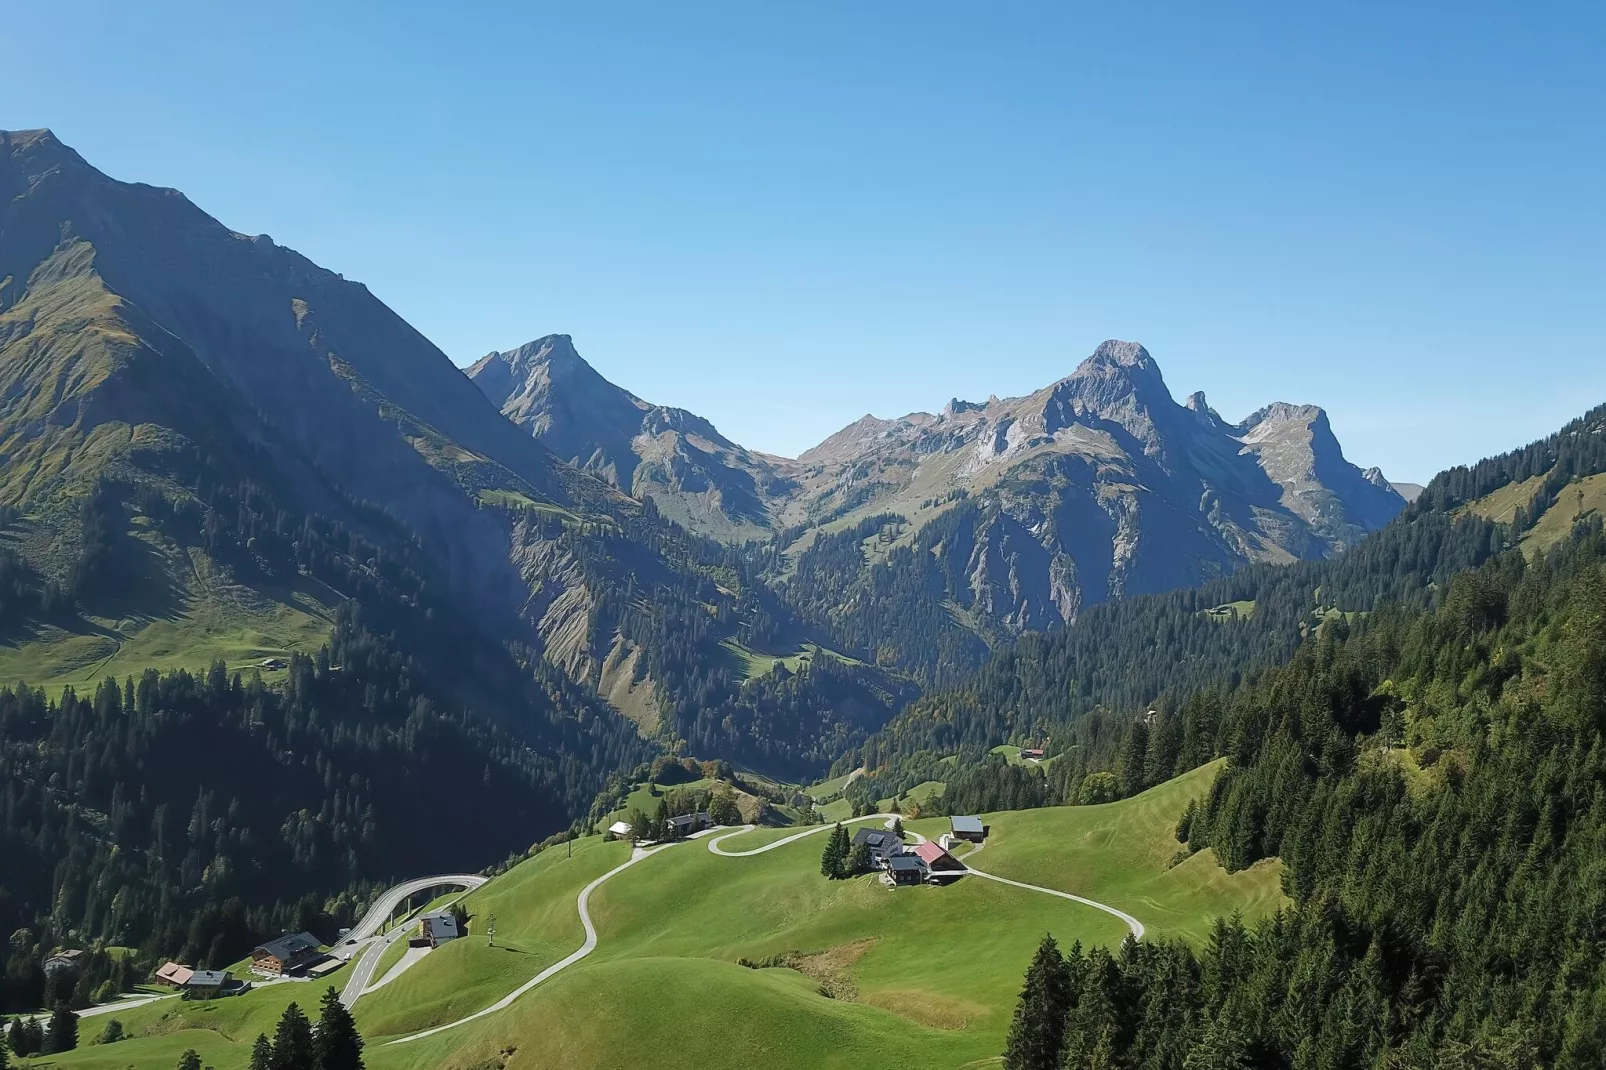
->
[913, 840, 966, 877]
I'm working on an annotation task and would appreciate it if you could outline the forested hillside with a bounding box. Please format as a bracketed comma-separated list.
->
[1001, 514, 1606, 1069]
[842, 401, 1606, 803]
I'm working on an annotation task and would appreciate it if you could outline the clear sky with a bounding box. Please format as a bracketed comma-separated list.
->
[8, 2, 1604, 482]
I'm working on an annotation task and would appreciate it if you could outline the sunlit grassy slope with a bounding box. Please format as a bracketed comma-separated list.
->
[975, 759, 1286, 945]
[22, 762, 1281, 1070]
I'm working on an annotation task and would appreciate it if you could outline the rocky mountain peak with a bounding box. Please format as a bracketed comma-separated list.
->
[1089, 338, 1153, 367]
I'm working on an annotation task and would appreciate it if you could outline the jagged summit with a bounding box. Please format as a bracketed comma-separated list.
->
[467, 334, 795, 538]
[1089, 338, 1153, 367]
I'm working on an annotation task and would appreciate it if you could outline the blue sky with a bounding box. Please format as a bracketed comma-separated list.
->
[8, 2, 1604, 481]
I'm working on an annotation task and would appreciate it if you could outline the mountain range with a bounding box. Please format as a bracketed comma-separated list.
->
[1, 126, 1402, 773]
[471, 333, 1406, 649]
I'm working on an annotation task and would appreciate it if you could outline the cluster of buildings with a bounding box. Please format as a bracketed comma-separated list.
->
[155, 929, 342, 999]
[856, 815, 987, 887]
[155, 962, 247, 999]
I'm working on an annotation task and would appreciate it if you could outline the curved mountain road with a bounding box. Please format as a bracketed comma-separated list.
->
[388, 841, 678, 1045]
[386, 816, 1142, 1045]
[341, 873, 487, 1007]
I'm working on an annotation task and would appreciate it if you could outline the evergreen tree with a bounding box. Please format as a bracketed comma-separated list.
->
[313, 985, 364, 1070]
[271, 1001, 315, 1070]
[178, 1049, 203, 1070]
[97, 1018, 124, 1044]
[845, 841, 873, 876]
[0, 1025, 9, 1070]
[249, 1032, 274, 1070]
[45, 1001, 77, 1053]
[1183, 1013, 1252, 1070]
[892, 817, 905, 839]
[820, 823, 848, 879]
[1002, 934, 1071, 1070]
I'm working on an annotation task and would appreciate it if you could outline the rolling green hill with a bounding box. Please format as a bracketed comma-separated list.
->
[11, 762, 1270, 1070]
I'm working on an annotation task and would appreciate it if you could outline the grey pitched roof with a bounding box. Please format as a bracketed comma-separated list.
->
[951, 815, 985, 834]
[255, 932, 320, 960]
[186, 970, 229, 986]
[888, 855, 926, 872]
[852, 828, 899, 849]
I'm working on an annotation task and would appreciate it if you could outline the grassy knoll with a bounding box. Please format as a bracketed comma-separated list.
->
[1201, 599, 1257, 622]
[1521, 472, 1606, 557]
[1464, 473, 1546, 525]
[608, 778, 722, 824]
[974, 759, 1287, 946]
[719, 638, 866, 683]
[805, 767, 864, 799]
[884, 779, 945, 814]
[353, 837, 631, 1039]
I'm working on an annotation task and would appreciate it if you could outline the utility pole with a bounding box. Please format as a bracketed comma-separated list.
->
[487, 913, 496, 949]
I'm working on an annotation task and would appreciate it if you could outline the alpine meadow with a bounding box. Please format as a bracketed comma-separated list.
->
[2, 5, 1603, 1070]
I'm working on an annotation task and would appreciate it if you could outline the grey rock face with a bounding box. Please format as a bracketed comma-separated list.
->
[469, 335, 797, 539]
[774, 339, 1404, 634]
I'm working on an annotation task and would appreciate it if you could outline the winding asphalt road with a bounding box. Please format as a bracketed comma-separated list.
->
[341, 874, 487, 1008]
[386, 815, 1143, 1045]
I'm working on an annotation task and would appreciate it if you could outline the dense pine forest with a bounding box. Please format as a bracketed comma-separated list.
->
[1001, 515, 1606, 1069]
[0, 606, 644, 1013]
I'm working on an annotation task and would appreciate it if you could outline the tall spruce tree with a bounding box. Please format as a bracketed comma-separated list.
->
[820, 823, 849, 879]
[0, 1023, 9, 1070]
[1002, 934, 1071, 1070]
[250, 1033, 274, 1070]
[178, 1049, 203, 1070]
[272, 1002, 315, 1070]
[313, 985, 364, 1070]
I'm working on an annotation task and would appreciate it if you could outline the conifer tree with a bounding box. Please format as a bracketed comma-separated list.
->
[313, 985, 364, 1070]
[0, 1025, 9, 1070]
[1002, 934, 1071, 1070]
[250, 1033, 274, 1070]
[820, 822, 849, 879]
[272, 1001, 315, 1070]
[45, 1002, 78, 1053]
[178, 1049, 203, 1070]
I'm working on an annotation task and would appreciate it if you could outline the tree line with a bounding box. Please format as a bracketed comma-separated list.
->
[1001, 514, 1606, 1069]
